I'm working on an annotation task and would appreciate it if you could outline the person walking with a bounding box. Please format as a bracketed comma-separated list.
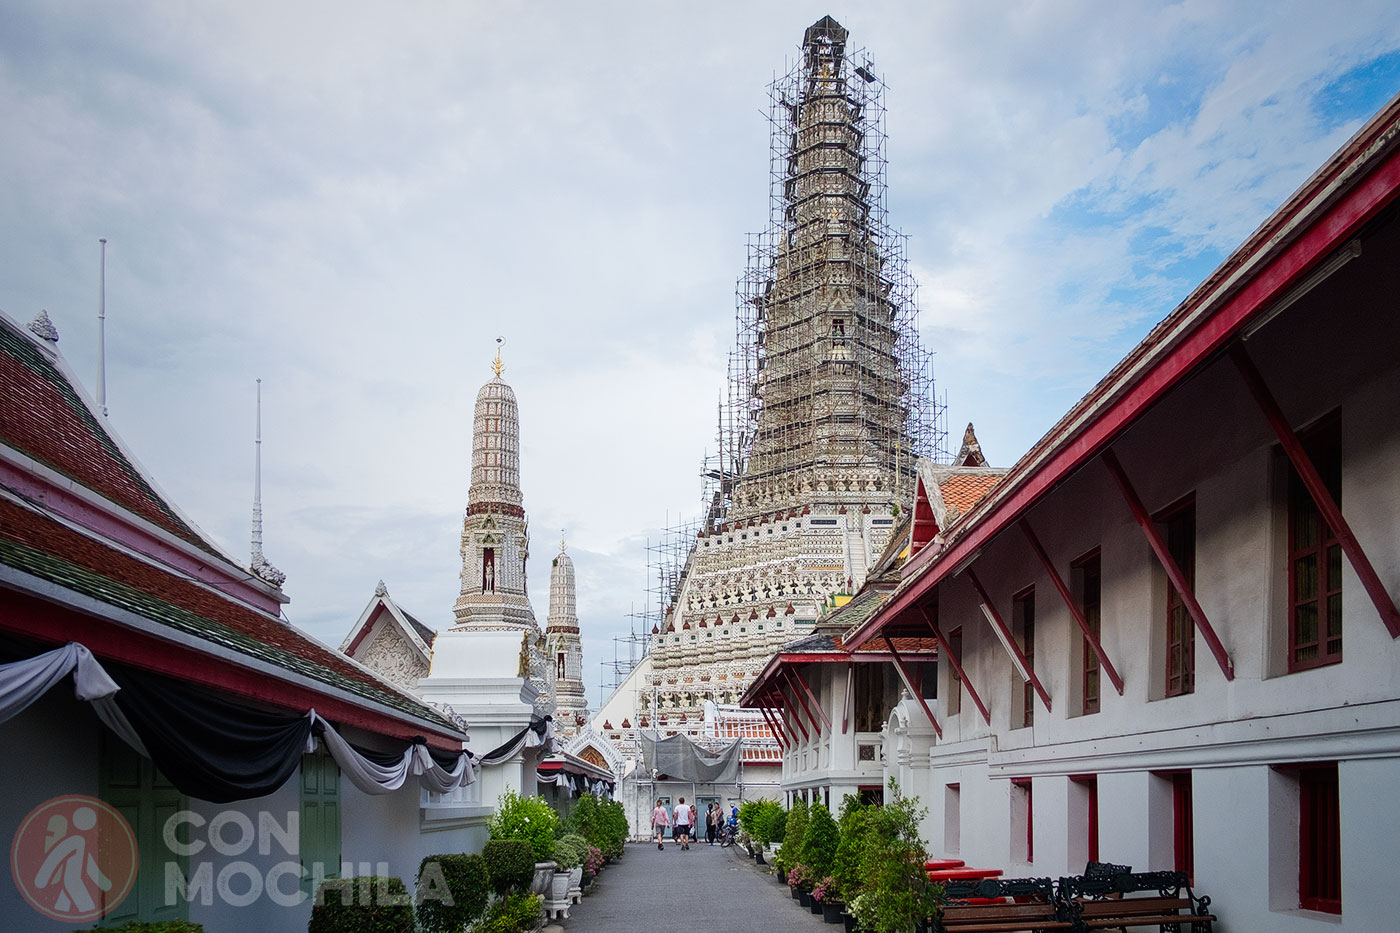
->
[706, 803, 719, 845]
[652, 798, 671, 850]
[673, 796, 693, 850]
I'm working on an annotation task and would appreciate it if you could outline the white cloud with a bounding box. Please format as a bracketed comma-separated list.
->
[3, 1, 1399, 709]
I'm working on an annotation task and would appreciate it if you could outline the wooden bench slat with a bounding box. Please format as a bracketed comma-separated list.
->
[1082, 918, 1215, 929]
[940, 918, 1069, 924]
[1077, 897, 1193, 914]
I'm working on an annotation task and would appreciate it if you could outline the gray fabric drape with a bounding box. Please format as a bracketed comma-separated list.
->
[640, 731, 742, 783]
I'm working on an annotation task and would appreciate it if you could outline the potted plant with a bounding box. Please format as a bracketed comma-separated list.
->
[787, 862, 811, 902]
[813, 876, 843, 924]
[545, 834, 583, 920]
[486, 789, 560, 897]
[848, 780, 943, 933]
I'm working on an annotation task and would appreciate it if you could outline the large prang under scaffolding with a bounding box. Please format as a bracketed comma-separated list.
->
[617, 16, 945, 750]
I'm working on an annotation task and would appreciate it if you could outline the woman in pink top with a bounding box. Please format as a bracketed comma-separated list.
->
[652, 799, 671, 850]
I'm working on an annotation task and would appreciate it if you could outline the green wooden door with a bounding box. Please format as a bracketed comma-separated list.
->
[299, 753, 341, 893]
[100, 735, 188, 923]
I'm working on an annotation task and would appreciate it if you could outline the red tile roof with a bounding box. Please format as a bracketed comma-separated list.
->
[938, 473, 1002, 518]
[0, 323, 216, 556]
[0, 486, 453, 731]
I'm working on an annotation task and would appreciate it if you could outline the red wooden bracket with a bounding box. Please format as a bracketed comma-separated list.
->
[917, 603, 991, 725]
[882, 635, 943, 739]
[1230, 343, 1400, 638]
[1101, 448, 1235, 680]
[965, 569, 1053, 711]
[757, 704, 787, 753]
[768, 691, 799, 745]
[1019, 519, 1126, 696]
[777, 683, 810, 741]
[787, 666, 833, 731]
[782, 668, 825, 736]
[841, 662, 853, 735]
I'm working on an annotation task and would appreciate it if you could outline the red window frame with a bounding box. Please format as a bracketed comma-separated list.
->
[1170, 772, 1193, 882]
[1014, 588, 1035, 728]
[1158, 500, 1196, 697]
[1012, 778, 1033, 863]
[1071, 774, 1099, 863]
[1288, 416, 1343, 672]
[1298, 763, 1341, 913]
[1074, 551, 1102, 715]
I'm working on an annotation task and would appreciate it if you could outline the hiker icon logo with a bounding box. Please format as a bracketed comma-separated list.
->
[10, 795, 138, 921]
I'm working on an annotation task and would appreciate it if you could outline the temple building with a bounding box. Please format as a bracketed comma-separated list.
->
[589, 16, 943, 828]
[546, 536, 588, 736]
[344, 346, 557, 717]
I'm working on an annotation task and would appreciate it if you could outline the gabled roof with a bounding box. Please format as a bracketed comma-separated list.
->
[0, 312, 462, 745]
[340, 581, 436, 662]
[1, 316, 220, 558]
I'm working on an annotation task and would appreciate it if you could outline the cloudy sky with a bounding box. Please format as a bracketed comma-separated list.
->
[3, 2, 1398, 709]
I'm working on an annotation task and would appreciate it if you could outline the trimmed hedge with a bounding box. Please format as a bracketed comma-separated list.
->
[415, 853, 490, 933]
[475, 892, 543, 933]
[482, 838, 536, 896]
[92, 924, 204, 933]
[596, 797, 628, 857]
[553, 833, 588, 869]
[307, 876, 414, 933]
[801, 802, 840, 881]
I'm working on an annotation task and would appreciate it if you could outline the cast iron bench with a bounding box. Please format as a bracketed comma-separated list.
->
[935, 877, 1074, 933]
[1059, 869, 1216, 931]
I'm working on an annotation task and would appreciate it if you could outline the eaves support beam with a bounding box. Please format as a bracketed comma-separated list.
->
[777, 685, 810, 741]
[782, 668, 825, 737]
[756, 704, 788, 753]
[965, 569, 1053, 712]
[917, 603, 990, 725]
[882, 635, 942, 739]
[842, 662, 853, 735]
[787, 666, 833, 732]
[1230, 343, 1400, 638]
[768, 691, 799, 746]
[1019, 519, 1126, 696]
[1101, 448, 1235, 680]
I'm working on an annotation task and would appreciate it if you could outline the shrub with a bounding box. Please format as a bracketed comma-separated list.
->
[849, 779, 942, 933]
[812, 875, 838, 904]
[563, 793, 602, 847]
[596, 797, 628, 856]
[832, 795, 873, 901]
[307, 876, 414, 933]
[553, 833, 587, 869]
[487, 789, 559, 862]
[475, 892, 543, 933]
[800, 802, 840, 881]
[770, 807, 787, 844]
[583, 844, 605, 878]
[415, 853, 490, 933]
[92, 925, 204, 933]
[777, 798, 808, 873]
[482, 838, 536, 896]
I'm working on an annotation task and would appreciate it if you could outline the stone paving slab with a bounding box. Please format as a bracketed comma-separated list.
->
[550, 841, 833, 933]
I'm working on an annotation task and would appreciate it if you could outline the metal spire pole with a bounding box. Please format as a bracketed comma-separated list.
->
[97, 238, 107, 416]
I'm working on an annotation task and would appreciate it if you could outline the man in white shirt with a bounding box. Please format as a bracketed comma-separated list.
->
[673, 796, 694, 850]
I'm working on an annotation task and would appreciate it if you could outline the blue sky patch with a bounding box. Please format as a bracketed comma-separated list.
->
[1313, 50, 1400, 132]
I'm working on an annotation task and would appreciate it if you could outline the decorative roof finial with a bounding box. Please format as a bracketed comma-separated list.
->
[28, 310, 59, 343]
[492, 336, 504, 376]
[374, 579, 388, 598]
[250, 378, 287, 587]
[560, 529, 567, 554]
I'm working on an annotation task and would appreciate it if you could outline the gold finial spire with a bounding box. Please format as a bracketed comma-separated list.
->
[492, 336, 504, 376]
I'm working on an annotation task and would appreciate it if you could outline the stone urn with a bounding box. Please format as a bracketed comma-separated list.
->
[545, 868, 573, 920]
[531, 861, 557, 897]
[567, 865, 584, 904]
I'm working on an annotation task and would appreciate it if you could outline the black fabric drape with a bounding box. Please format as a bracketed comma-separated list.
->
[108, 665, 311, 803]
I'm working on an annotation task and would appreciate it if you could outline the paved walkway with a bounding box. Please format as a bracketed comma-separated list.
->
[548, 840, 833, 933]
